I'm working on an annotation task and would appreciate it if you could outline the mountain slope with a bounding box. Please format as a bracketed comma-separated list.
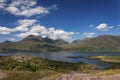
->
[21, 35, 45, 42]
[60, 35, 120, 52]
[0, 35, 120, 52]
[0, 35, 61, 52]
[43, 37, 68, 45]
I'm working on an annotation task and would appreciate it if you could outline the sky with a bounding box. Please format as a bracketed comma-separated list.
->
[0, 0, 120, 42]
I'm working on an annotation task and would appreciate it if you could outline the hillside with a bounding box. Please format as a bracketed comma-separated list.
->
[0, 35, 120, 52]
[60, 35, 120, 52]
[0, 35, 63, 52]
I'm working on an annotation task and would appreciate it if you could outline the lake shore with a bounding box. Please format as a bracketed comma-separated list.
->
[0, 55, 120, 80]
[0, 55, 97, 80]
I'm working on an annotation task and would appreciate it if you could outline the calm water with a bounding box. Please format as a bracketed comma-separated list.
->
[0, 52, 120, 69]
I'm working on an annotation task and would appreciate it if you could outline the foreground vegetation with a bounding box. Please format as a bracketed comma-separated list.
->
[91, 56, 120, 62]
[1, 55, 120, 80]
[90, 56, 120, 70]
[0, 55, 96, 80]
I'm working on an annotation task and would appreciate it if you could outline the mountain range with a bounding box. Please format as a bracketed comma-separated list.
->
[61, 35, 120, 52]
[0, 35, 120, 52]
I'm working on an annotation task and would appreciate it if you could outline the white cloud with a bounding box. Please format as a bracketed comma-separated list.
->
[0, 19, 38, 34]
[13, 26, 29, 32]
[16, 32, 39, 38]
[7, 38, 15, 41]
[0, 36, 15, 42]
[0, 24, 79, 41]
[29, 25, 47, 33]
[13, 19, 37, 32]
[17, 19, 37, 26]
[0, 0, 55, 17]
[16, 25, 79, 41]
[0, 0, 5, 3]
[83, 32, 95, 38]
[95, 23, 113, 31]
[0, 26, 12, 35]
[89, 24, 94, 27]
[117, 25, 120, 29]
[0, 0, 6, 9]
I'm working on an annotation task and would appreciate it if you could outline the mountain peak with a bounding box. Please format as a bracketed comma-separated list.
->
[21, 35, 44, 42]
[43, 37, 55, 44]
[54, 39, 68, 44]
[3, 40, 12, 43]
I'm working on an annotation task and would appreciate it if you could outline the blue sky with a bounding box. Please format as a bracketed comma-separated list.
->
[0, 0, 120, 42]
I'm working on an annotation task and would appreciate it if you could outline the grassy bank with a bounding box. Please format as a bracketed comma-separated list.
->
[90, 56, 120, 70]
[1, 55, 120, 80]
[91, 56, 120, 62]
[0, 55, 96, 80]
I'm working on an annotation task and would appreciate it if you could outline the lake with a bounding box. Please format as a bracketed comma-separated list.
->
[0, 52, 120, 69]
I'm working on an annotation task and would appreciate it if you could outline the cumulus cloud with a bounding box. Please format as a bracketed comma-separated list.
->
[17, 19, 37, 26]
[0, 0, 74, 42]
[0, 0, 55, 17]
[0, 36, 15, 42]
[0, 24, 79, 41]
[0, 0, 6, 9]
[13, 19, 37, 32]
[95, 23, 113, 31]
[7, 38, 15, 41]
[16, 32, 39, 38]
[117, 25, 120, 29]
[83, 32, 95, 38]
[16, 25, 79, 41]
[0, 19, 38, 34]
[0, 26, 12, 35]
[48, 29, 78, 40]
[89, 24, 94, 27]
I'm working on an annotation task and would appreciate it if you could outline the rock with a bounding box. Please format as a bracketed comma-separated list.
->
[0, 72, 7, 80]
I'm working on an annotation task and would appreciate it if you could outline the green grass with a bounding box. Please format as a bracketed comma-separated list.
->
[0, 55, 96, 72]
[0, 55, 96, 80]
[3, 70, 62, 80]
[91, 56, 120, 62]
[2, 55, 120, 80]
[90, 56, 120, 70]
[91, 56, 120, 60]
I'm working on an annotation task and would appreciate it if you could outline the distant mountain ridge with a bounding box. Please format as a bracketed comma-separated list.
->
[61, 35, 120, 52]
[21, 35, 68, 45]
[0, 35, 68, 52]
[0, 35, 120, 52]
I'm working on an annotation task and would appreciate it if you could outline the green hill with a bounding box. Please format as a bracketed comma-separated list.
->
[0, 35, 120, 52]
[60, 35, 120, 52]
[0, 35, 61, 52]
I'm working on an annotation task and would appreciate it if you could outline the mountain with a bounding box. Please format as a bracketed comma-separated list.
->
[0, 35, 120, 52]
[54, 39, 68, 45]
[3, 40, 13, 43]
[21, 35, 44, 42]
[43, 37, 55, 44]
[43, 37, 68, 45]
[0, 35, 62, 52]
[60, 35, 120, 52]
[72, 38, 89, 44]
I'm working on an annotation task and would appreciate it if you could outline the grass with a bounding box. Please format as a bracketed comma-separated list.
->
[98, 69, 120, 76]
[2, 70, 62, 80]
[91, 56, 120, 62]
[1, 55, 120, 79]
[90, 56, 120, 70]
[0, 55, 96, 80]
